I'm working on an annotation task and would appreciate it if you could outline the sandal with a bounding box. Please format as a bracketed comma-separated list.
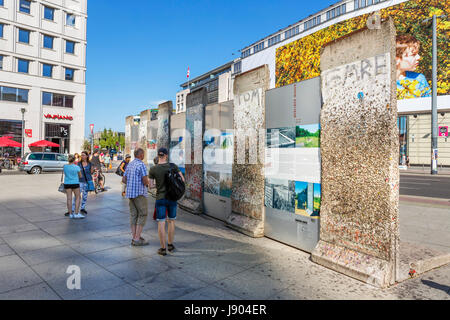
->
[131, 238, 149, 246]
[157, 248, 167, 256]
[168, 244, 175, 253]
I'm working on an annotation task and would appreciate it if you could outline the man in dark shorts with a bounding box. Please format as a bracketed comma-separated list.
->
[90, 149, 105, 191]
[149, 147, 185, 256]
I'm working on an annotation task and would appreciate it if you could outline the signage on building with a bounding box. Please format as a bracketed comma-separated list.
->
[44, 114, 73, 121]
[25, 129, 32, 138]
[60, 126, 69, 137]
[439, 126, 448, 137]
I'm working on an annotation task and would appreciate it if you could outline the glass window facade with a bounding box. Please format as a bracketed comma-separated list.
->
[0, 86, 29, 103]
[0, 120, 22, 155]
[65, 68, 75, 81]
[0, 55, 3, 70]
[268, 34, 281, 47]
[43, 35, 54, 49]
[19, 29, 30, 44]
[304, 15, 321, 30]
[19, 0, 31, 14]
[0, 24, 4, 38]
[43, 64, 53, 77]
[398, 116, 408, 165]
[66, 40, 75, 54]
[42, 92, 74, 108]
[253, 42, 265, 53]
[18, 59, 29, 73]
[66, 14, 76, 27]
[44, 6, 54, 21]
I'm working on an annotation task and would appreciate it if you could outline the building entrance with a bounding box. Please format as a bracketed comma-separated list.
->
[45, 123, 70, 154]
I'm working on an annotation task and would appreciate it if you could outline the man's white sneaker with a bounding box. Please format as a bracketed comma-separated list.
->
[69, 213, 75, 219]
[74, 213, 86, 219]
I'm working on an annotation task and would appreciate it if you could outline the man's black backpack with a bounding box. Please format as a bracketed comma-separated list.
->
[165, 163, 185, 201]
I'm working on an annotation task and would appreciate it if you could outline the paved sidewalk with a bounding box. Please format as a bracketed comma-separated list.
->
[0, 174, 448, 300]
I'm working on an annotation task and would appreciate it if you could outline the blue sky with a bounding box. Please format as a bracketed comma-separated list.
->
[85, 0, 336, 136]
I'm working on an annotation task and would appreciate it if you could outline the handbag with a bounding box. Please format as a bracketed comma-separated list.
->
[81, 163, 95, 192]
[58, 169, 66, 194]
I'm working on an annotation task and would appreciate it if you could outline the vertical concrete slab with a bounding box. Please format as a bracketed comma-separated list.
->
[226, 65, 269, 237]
[156, 101, 172, 152]
[311, 20, 399, 288]
[178, 88, 207, 214]
[139, 109, 151, 165]
[125, 116, 133, 157]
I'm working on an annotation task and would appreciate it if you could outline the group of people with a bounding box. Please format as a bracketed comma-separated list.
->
[122, 147, 184, 256]
[62, 146, 184, 256]
[61, 148, 107, 219]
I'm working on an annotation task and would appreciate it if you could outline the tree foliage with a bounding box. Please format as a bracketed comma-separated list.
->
[94, 128, 125, 150]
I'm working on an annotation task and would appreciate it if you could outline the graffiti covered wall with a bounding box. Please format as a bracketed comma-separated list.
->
[311, 19, 399, 288]
[227, 65, 269, 237]
[178, 88, 207, 214]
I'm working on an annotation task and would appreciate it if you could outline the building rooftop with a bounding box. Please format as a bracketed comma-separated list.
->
[180, 60, 234, 88]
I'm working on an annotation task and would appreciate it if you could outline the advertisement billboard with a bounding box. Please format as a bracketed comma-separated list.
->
[275, 0, 449, 100]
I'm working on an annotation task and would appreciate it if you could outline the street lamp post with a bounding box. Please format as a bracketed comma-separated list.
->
[20, 108, 26, 160]
[422, 14, 446, 174]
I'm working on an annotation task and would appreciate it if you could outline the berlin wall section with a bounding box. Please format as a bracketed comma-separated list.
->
[311, 19, 399, 288]
[226, 65, 269, 237]
[125, 116, 134, 157]
[139, 109, 152, 164]
[178, 88, 207, 214]
[156, 101, 172, 153]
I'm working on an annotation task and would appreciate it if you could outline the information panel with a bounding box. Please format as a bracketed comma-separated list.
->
[264, 77, 321, 253]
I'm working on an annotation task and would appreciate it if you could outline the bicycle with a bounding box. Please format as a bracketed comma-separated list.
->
[0, 159, 12, 170]
[92, 169, 106, 194]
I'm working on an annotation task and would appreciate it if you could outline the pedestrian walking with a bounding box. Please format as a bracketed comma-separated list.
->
[149, 147, 185, 256]
[72, 151, 93, 216]
[63, 154, 85, 219]
[122, 148, 150, 246]
[74, 153, 80, 165]
[116, 154, 131, 197]
[104, 152, 111, 172]
[90, 149, 105, 191]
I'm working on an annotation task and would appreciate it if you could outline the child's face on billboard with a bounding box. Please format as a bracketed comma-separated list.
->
[397, 45, 421, 72]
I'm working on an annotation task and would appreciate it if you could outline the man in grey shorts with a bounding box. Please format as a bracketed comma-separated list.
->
[122, 148, 150, 246]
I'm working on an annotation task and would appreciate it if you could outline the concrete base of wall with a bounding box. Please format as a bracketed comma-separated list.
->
[178, 197, 202, 215]
[311, 240, 394, 288]
[226, 212, 264, 238]
[397, 241, 450, 282]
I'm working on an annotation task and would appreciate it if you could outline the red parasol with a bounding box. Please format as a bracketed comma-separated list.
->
[0, 137, 22, 147]
[29, 140, 60, 147]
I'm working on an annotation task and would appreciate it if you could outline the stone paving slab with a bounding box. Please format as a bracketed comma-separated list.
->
[17, 245, 80, 266]
[80, 284, 151, 300]
[0, 267, 43, 294]
[0, 282, 61, 300]
[0, 244, 14, 258]
[132, 269, 209, 300]
[176, 285, 241, 300]
[2, 230, 63, 253]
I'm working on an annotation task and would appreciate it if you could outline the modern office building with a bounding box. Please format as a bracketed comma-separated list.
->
[176, 60, 236, 113]
[237, 0, 449, 166]
[0, 0, 87, 155]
